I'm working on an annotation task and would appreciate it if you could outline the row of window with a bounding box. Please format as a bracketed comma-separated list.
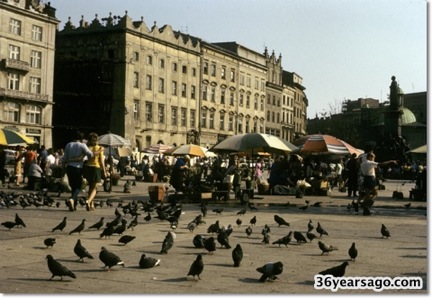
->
[10, 18, 43, 41]
[3, 102, 42, 124]
[9, 44, 43, 68]
[133, 52, 198, 76]
[8, 72, 41, 93]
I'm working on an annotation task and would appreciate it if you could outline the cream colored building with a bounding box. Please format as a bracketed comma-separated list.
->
[0, 0, 58, 147]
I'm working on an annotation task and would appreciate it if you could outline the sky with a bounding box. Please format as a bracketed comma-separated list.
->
[50, 0, 428, 118]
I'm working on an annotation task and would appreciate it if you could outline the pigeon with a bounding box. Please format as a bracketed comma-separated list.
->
[316, 222, 329, 237]
[144, 212, 152, 222]
[245, 226, 253, 238]
[212, 208, 223, 215]
[237, 208, 247, 216]
[256, 261, 284, 282]
[187, 254, 204, 280]
[204, 236, 216, 254]
[262, 232, 270, 244]
[201, 204, 207, 217]
[306, 229, 318, 242]
[100, 224, 115, 239]
[52, 217, 67, 232]
[46, 254, 76, 280]
[298, 203, 309, 212]
[319, 261, 349, 277]
[99, 247, 125, 270]
[248, 201, 258, 211]
[272, 233, 292, 247]
[113, 219, 127, 235]
[381, 224, 391, 238]
[123, 180, 132, 193]
[307, 219, 314, 231]
[1, 221, 17, 230]
[15, 213, 26, 227]
[127, 215, 138, 230]
[119, 235, 136, 245]
[236, 218, 242, 227]
[232, 244, 243, 267]
[114, 208, 122, 218]
[293, 231, 307, 243]
[348, 242, 358, 261]
[274, 215, 290, 227]
[88, 217, 105, 230]
[74, 239, 94, 262]
[69, 219, 86, 235]
[313, 202, 322, 207]
[44, 238, 56, 248]
[261, 224, 271, 235]
[217, 230, 231, 249]
[160, 232, 174, 254]
[187, 221, 197, 232]
[207, 220, 220, 234]
[139, 254, 161, 269]
[193, 234, 206, 248]
[404, 203, 411, 209]
[318, 241, 338, 255]
[249, 216, 257, 226]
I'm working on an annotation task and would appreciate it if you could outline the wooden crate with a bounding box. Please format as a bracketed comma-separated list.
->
[145, 174, 158, 182]
[148, 185, 165, 202]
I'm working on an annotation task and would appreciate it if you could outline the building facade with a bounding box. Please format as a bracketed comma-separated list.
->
[54, 13, 308, 150]
[0, 0, 58, 147]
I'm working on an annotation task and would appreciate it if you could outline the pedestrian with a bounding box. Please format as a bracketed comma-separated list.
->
[27, 161, 44, 191]
[82, 132, 107, 211]
[346, 153, 359, 197]
[22, 146, 36, 184]
[61, 131, 101, 211]
[169, 155, 190, 193]
[255, 158, 263, 187]
[0, 148, 6, 187]
[13, 145, 23, 186]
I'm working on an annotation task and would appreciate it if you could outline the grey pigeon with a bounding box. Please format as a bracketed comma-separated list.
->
[100, 224, 115, 239]
[139, 254, 161, 269]
[217, 230, 231, 249]
[348, 242, 358, 261]
[127, 215, 138, 230]
[245, 226, 252, 238]
[187, 221, 197, 232]
[272, 232, 292, 247]
[212, 208, 223, 215]
[46, 254, 76, 280]
[319, 261, 349, 277]
[256, 261, 284, 282]
[232, 244, 243, 267]
[262, 232, 270, 244]
[316, 222, 329, 237]
[306, 229, 318, 242]
[187, 254, 204, 280]
[318, 240, 338, 255]
[119, 235, 136, 245]
[15, 213, 26, 227]
[249, 216, 257, 226]
[236, 218, 242, 227]
[274, 215, 290, 227]
[193, 234, 206, 248]
[160, 232, 174, 254]
[144, 212, 152, 222]
[74, 239, 94, 262]
[99, 246, 125, 270]
[204, 236, 216, 254]
[308, 219, 314, 231]
[294, 231, 307, 243]
[381, 223, 391, 238]
[69, 219, 86, 235]
[52, 217, 67, 232]
[1, 221, 17, 230]
[261, 224, 271, 235]
[237, 208, 247, 216]
[88, 217, 104, 230]
[44, 238, 56, 248]
[207, 220, 220, 234]
[113, 219, 127, 235]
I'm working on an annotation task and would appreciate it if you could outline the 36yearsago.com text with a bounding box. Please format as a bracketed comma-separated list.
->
[314, 275, 423, 292]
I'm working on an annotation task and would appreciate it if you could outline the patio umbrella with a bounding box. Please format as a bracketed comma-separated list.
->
[143, 143, 173, 154]
[211, 133, 294, 154]
[410, 144, 427, 154]
[169, 144, 207, 157]
[0, 128, 36, 146]
[293, 134, 364, 156]
[98, 133, 131, 147]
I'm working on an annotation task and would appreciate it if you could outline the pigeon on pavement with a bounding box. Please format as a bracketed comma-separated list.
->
[272, 233, 292, 247]
[99, 247, 125, 270]
[212, 208, 223, 215]
[318, 241, 338, 255]
[294, 231, 307, 243]
[316, 222, 329, 237]
[193, 234, 206, 248]
[245, 226, 252, 238]
[88, 217, 104, 230]
[273, 215, 290, 227]
[15, 213, 26, 227]
[319, 261, 349, 277]
[139, 254, 161, 269]
[100, 224, 115, 239]
[256, 261, 284, 282]
[217, 230, 231, 249]
[381, 223, 391, 238]
[46, 254, 76, 280]
[249, 216, 257, 226]
[69, 219, 86, 235]
[306, 229, 318, 242]
[44, 238, 56, 248]
[187, 254, 204, 280]
[160, 232, 174, 254]
[204, 236, 216, 254]
[74, 239, 94, 262]
[52, 217, 67, 232]
[232, 244, 243, 267]
[119, 235, 136, 245]
[1, 221, 17, 230]
[348, 242, 358, 261]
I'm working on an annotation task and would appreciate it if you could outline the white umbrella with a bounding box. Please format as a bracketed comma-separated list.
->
[410, 144, 427, 154]
[98, 133, 130, 147]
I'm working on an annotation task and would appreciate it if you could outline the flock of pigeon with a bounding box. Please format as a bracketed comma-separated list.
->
[1, 189, 394, 287]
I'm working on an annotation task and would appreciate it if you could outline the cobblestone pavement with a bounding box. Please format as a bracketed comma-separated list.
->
[0, 176, 427, 294]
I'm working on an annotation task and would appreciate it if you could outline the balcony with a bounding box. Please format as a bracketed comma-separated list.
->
[3, 58, 30, 72]
[0, 88, 50, 103]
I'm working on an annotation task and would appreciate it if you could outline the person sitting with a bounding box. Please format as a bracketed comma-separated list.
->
[27, 161, 45, 191]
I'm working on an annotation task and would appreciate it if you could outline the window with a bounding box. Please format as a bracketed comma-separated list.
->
[210, 87, 216, 102]
[254, 96, 258, 110]
[260, 98, 264, 111]
[172, 81, 177, 96]
[245, 119, 250, 133]
[182, 65, 187, 74]
[133, 51, 139, 62]
[158, 78, 164, 93]
[145, 75, 152, 90]
[8, 73, 20, 90]
[171, 106, 177, 125]
[277, 97, 281, 107]
[277, 113, 280, 123]
[210, 64, 216, 76]
[220, 89, 225, 104]
[246, 75, 251, 87]
[267, 94, 271, 104]
[29, 77, 41, 94]
[192, 67, 197, 77]
[253, 120, 258, 133]
[230, 69, 235, 82]
[32, 25, 42, 41]
[201, 109, 207, 128]
[261, 80, 265, 91]
[228, 115, 234, 131]
[255, 77, 259, 89]
[240, 74, 244, 86]
[133, 100, 140, 120]
[181, 83, 187, 97]
[246, 95, 250, 108]
[159, 58, 165, 68]
[272, 111, 275, 122]
[221, 66, 226, 79]
[219, 113, 225, 130]
[267, 111, 270, 121]
[146, 55, 152, 65]
[209, 111, 215, 129]
[145, 102, 152, 121]
[239, 93, 243, 106]
[133, 72, 139, 88]
[158, 104, 165, 123]
[26, 105, 41, 124]
[229, 91, 234, 106]
[9, 45, 20, 60]
[181, 108, 187, 127]
[272, 95, 276, 105]
[191, 85, 196, 99]
[4, 102, 20, 123]
[190, 109, 196, 128]
[202, 86, 208, 100]
[9, 18, 21, 35]
[238, 117, 243, 133]
[172, 62, 177, 72]
[30, 50, 42, 68]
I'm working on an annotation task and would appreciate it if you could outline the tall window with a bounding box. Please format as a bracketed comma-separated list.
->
[181, 108, 187, 127]
[245, 119, 250, 133]
[159, 58, 165, 68]
[239, 93, 244, 106]
[181, 83, 187, 97]
[191, 85, 196, 99]
[238, 117, 243, 133]
[192, 67, 197, 77]
[133, 72, 139, 88]
[133, 51, 139, 62]
[171, 106, 177, 125]
[203, 62, 208, 75]
[209, 111, 215, 129]
[219, 112, 225, 130]
[8, 73, 20, 90]
[9, 45, 20, 60]
[145, 102, 152, 121]
[266, 111, 270, 121]
[133, 100, 140, 120]
[158, 78, 164, 93]
[202, 85, 208, 100]
[246, 95, 250, 108]
[220, 89, 225, 104]
[172, 62, 177, 72]
[260, 98, 264, 111]
[26, 105, 41, 124]
[182, 65, 187, 74]
[145, 75, 152, 90]
[253, 120, 257, 133]
[32, 25, 42, 41]
[229, 91, 234, 106]
[29, 77, 41, 94]
[172, 81, 177, 96]
[30, 50, 42, 68]
[190, 109, 196, 128]
[146, 55, 152, 65]
[221, 66, 226, 79]
[210, 87, 216, 102]
[210, 64, 216, 76]
[201, 109, 207, 128]
[9, 18, 21, 35]
[255, 77, 259, 89]
[246, 75, 251, 87]
[254, 95, 258, 110]
[230, 69, 235, 82]
[4, 102, 20, 122]
[158, 104, 165, 123]
[228, 115, 234, 131]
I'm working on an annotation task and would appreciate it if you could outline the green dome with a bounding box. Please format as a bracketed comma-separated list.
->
[400, 107, 416, 124]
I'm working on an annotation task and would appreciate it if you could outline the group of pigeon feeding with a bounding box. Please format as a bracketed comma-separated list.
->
[1, 195, 393, 284]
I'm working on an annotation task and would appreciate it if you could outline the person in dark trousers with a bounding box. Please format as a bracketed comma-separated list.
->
[346, 153, 359, 197]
